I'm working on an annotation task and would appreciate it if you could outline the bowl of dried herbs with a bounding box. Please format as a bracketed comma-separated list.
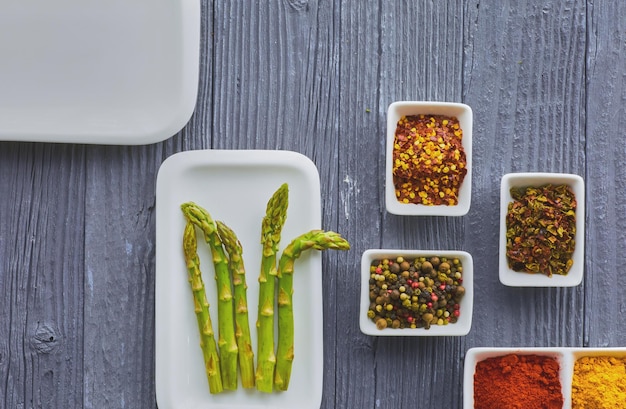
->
[499, 172, 585, 287]
[385, 101, 472, 216]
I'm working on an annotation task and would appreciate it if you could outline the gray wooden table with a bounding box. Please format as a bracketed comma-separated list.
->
[1, 1, 625, 408]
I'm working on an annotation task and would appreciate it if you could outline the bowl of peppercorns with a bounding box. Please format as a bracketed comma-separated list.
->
[360, 249, 473, 336]
[385, 101, 473, 216]
[499, 172, 585, 287]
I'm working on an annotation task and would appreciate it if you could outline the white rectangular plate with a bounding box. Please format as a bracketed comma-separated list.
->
[155, 150, 323, 409]
[0, 0, 199, 144]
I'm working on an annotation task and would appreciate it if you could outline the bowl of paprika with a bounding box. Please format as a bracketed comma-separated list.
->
[464, 347, 567, 409]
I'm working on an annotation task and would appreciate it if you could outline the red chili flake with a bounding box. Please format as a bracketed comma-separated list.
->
[392, 115, 467, 206]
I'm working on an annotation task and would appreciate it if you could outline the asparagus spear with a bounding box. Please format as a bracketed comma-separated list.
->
[255, 183, 289, 393]
[216, 220, 255, 389]
[181, 202, 239, 390]
[274, 230, 351, 391]
[182, 221, 223, 394]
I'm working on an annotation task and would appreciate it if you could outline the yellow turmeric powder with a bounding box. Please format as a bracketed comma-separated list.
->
[572, 355, 626, 408]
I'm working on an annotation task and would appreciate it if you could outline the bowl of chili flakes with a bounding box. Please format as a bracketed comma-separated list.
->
[385, 101, 472, 216]
[499, 172, 585, 287]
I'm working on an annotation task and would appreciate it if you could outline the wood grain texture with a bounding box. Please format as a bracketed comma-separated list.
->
[374, 2, 468, 408]
[0, 0, 625, 408]
[0, 144, 86, 408]
[335, 1, 379, 407]
[585, 0, 626, 347]
[82, 145, 157, 409]
[463, 0, 586, 351]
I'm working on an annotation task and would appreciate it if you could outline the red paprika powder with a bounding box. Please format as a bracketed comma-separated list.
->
[473, 354, 563, 409]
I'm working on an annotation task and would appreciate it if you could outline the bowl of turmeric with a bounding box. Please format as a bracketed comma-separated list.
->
[385, 101, 473, 216]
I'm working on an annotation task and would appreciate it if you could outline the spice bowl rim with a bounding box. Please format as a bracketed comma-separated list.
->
[463, 347, 626, 409]
[385, 100, 473, 216]
[498, 172, 585, 287]
[359, 248, 473, 337]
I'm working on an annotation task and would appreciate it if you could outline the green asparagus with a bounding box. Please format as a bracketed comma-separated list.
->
[181, 202, 239, 390]
[182, 221, 223, 394]
[216, 220, 255, 389]
[274, 230, 351, 391]
[255, 183, 289, 393]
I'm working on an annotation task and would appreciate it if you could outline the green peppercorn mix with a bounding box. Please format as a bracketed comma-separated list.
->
[368, 256, 465, 330]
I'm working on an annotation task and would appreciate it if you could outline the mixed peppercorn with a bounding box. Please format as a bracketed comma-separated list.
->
[368, 256, 465, 330]
[392, 114, 467, 206]
[505, 184, 577, 276]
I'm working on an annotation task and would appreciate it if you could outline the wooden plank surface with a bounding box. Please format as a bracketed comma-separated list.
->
[0, 0, 624, 408]
[463, 0, 587, 352]
[585, 0, 626, 347]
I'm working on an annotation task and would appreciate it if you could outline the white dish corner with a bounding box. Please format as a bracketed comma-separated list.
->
[0, 0, 200, 144]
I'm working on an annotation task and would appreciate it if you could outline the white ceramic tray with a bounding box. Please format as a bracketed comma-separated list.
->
[155, 150, 323, 409]
[464, 347, 626, 409]
[0, 0, 200, 144]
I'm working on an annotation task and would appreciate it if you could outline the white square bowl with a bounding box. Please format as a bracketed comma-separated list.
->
[499, 173, 585, 287]
[463, 347, 570, 409]
[359, 249, 473, 336]
[385, 101, 473, 216]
